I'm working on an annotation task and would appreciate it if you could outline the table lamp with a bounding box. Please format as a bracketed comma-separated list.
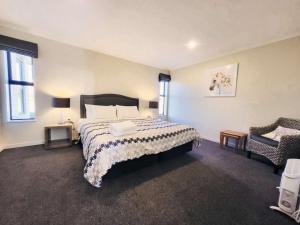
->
[149, 101, 158, 109]
[52, 97, 70, 124]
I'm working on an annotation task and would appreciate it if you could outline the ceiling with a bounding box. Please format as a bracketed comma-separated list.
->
[1, 0, 300, 70]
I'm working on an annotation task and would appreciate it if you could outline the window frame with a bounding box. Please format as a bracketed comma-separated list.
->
[5, 51, 36, 122]
[159, 81, 169, 117]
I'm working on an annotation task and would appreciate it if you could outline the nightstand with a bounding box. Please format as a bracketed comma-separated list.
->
[44, 124, 72, 149]
[220, 130, 247, 151]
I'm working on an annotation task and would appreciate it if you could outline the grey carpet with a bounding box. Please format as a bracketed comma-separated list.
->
[0, 140, 295, 225]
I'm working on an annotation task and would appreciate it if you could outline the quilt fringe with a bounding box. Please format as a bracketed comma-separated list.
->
[193, 138, 202, 149]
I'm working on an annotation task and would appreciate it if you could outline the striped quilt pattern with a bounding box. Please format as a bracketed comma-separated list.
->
[79, 118, 201, 187]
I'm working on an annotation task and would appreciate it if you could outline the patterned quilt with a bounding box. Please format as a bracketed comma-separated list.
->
[79, 118, 201, 187]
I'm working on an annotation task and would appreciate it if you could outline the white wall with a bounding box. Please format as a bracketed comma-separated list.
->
[169, 36, 300, 142]
[0, 26, 166, 149]
[93, 52, 161, 112]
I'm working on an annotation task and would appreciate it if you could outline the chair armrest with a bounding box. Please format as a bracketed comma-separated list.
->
[249, 122, 278, 136]
[278, 134, 300, 161]
[279, 134, 300, 146]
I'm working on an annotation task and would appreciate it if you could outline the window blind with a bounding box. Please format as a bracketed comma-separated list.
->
[0, 35, 38, 58]
[159, 73, 171, 82]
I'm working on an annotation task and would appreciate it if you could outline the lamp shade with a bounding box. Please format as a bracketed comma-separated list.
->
[52, 98, 70, 108]
[149, 101, 158, 109]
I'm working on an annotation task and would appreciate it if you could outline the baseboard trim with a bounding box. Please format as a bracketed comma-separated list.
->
[201, 135, 219, 143]
[2, 140, 44, 151]
[1, 136, 218, 151]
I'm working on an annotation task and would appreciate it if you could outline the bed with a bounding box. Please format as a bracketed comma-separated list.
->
[79, 94, 201, 187]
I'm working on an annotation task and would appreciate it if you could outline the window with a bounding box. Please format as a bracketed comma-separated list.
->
[5, 51, 35, 121]
[159, 81, 169, 116]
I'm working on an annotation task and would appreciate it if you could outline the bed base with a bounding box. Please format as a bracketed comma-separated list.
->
[103, 141, 193, 179]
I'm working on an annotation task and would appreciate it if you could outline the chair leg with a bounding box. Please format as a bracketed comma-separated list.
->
[273, 165, 280, 174]
[247, 151, 251, 159]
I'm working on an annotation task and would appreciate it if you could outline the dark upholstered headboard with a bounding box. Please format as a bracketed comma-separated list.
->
[80, 94, 139, 118]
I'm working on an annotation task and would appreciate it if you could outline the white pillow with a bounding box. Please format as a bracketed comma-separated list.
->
[116, 105, 140, 119]
[262, 131, 277, 140]
[85, 104, 117, 120]
[262, 126, 300, 142]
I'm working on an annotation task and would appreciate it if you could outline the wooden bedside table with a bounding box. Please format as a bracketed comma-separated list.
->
[220, 130, 248, 151]
[44, 124, 72, 149]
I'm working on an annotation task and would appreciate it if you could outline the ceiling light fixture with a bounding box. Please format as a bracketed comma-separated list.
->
[185, 40, 199, 50]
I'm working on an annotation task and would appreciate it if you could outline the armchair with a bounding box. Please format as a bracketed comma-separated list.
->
[247, 117, 300, 174]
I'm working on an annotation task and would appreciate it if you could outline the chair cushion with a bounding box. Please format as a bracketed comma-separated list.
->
[251, 134, 279, 147]
[262, 126, 300, 142]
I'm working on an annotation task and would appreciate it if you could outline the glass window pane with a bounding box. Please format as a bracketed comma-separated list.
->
[10, 84, 35, 120]
[159, 81, 164, 95]
[159, 96, 164, 115]
[164, 96, 168, 116]
[164, 82, 169, 95]
[159, 81, 169, 116]
[25, 64, 33, 82]
[10, 52, 33, 82]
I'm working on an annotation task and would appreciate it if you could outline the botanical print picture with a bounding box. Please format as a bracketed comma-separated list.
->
[205, 63, 239, 97]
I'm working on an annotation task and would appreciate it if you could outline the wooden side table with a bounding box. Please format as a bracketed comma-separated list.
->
[44, 125, 72, 149]
[220, 130, 247, 151]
